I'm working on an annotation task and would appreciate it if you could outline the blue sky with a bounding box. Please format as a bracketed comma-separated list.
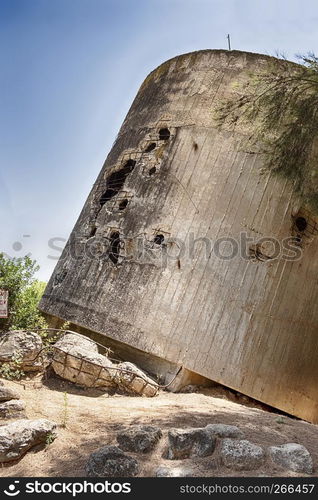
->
[1, 0, 317, 280]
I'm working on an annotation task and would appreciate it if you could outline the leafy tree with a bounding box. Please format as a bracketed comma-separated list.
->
[217, 53, 318, 213]
[0, 253, 47, 332]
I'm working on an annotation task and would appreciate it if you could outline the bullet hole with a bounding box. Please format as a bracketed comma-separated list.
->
[159, 128, 170, 140]
[193, 142, 198, 151]
[295, 216, 308, 232]
[145, 142, 156, 153]
[89, 226, 97, 237]
[100, 160, 136, 206]
[149, 167, 157, 176]
[109, 232, 120, 265]
[118, 199, 129, 211]
[293, 236, 302, 246]
[153, 234, 165, 245]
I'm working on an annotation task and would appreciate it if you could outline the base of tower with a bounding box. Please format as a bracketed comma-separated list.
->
[42, 313, 213, 392]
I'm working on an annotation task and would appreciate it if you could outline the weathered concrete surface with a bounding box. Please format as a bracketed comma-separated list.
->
[40, 49, 318, 423]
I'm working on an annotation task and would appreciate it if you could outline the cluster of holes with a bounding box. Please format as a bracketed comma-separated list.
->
[100, 159, 136, 206]
[92, 128, 172, 265]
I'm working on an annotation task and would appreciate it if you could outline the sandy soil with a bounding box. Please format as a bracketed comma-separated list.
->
[1, 375, 318, 477]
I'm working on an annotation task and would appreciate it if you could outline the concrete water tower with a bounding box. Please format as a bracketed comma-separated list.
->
[40, 50, 318, 423]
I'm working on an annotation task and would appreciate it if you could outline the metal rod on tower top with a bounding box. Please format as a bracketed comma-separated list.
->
[227, 34, 231, 51]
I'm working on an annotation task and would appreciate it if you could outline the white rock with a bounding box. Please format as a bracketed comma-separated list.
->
[0, 418, 57, 462]
[0, 331, 43, 371]
[0, 386, 20, 402]
[52, 334, 115, 388]
[114, 362, 158, 397]
[0, 400, 26, 419]
[54, 333, 98, 353]
[52, 334, 159, 397]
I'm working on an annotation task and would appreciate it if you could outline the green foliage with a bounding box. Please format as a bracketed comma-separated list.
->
[0, 253, 47, 332]
[217, 53, 318, 212]
[0, 353, 25, 380]
[45, 431, 57, 446]
[11, 281, 47, 331]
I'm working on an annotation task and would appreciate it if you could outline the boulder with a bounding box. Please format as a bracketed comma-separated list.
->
[221, 439, 265, 470]
[269, 443, 313, 474]
[86, 446, 139, 477]
[114, 362, 158, 397]
[51, 333, 159, 397]
[0, 418, 57, 462]
[167, 428, 216, 459]
[0, 331, 43, 372]
[117, 425, 162, 453]
[0, 400, 26, 419]
[54, 333, 98, 353]
[206, 424, 244, 439]
[0, 386, 20, 402]
[52, 333, 116, 388]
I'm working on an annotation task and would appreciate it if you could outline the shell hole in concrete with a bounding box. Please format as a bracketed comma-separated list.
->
[109, 232, 120, 265]
[53, 269, 67, 286]
[159, 128, 170, 140]
[148, 167, 157, 176]
[89, 226, 97, 237]
[295, 216, 308, 232]
[100, 160, 136, 206]
[145, 142, 156, 153]
[118, 199, 129, 211]
[153, 234, 165, 245]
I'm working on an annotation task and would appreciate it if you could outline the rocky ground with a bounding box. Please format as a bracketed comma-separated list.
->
[1, 375, 318, 477]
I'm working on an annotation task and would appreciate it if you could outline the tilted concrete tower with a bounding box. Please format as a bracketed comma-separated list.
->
[40, 50, 318, 423]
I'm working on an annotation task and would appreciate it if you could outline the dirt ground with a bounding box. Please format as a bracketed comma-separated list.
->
[1, 375, 318, 477]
